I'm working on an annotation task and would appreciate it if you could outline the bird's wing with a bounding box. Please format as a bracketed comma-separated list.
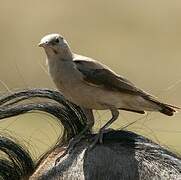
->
[73, 56, 147, 96]
[73, 55, 179, 115]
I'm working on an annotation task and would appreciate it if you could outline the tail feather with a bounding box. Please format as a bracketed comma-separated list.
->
[159, 104, 177, 116]
[143, 95, 180, 116]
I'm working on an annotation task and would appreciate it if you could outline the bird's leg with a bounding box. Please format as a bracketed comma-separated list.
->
[90, 108, 119, 148]
[55, 108, 94, 165]
[82, 108, 95, 131]
[67, 108, 94, 152]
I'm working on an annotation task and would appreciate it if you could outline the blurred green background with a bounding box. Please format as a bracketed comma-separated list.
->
[0, 0, 181, 159]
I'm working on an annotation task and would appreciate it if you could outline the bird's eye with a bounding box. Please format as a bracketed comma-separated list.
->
[55, 38, 59, 43]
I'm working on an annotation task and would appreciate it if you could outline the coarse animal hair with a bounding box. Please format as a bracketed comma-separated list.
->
[0, 89, 180, 180]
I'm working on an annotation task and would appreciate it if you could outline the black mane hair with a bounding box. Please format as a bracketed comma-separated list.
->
[0, 89, 180, 180]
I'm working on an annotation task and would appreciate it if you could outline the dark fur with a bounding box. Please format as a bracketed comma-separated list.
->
[0, 136, 35, 180]
[0, 89, 180, 179]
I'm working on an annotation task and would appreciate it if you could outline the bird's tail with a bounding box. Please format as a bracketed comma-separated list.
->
[159, 103, 179, 116]
[152, 99, 179, 116]
[143, 95, 180, 116]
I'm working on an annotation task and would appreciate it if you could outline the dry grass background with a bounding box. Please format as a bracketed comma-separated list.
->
[0, 0, 180, 158]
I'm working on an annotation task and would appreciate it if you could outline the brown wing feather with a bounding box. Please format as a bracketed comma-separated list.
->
[74, 59, 142, 95]
[74, 58, 179, 116]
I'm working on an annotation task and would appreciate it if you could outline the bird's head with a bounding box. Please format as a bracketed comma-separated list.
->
[39, 33, 72, 59]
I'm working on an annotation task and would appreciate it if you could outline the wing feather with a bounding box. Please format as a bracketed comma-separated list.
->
[74, 58, 145, 96]
[73, 56, 179, 115]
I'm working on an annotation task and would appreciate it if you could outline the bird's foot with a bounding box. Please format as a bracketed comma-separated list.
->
[55, 136, 85, 166]
[67, 135, 84, 153]
[89, 128, 105, 149]
[67, 124, 91, 152]
[55, 126, 90, 166]
[89, 128, 114, 149]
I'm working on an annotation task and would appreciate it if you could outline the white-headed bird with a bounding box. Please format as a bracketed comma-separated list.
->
[39, 33, 179, 143]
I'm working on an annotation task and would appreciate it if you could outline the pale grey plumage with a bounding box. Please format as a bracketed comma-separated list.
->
[39, 33, 178, 143]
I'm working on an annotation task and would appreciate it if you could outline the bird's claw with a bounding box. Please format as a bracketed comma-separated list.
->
[89, 128, 114, 149]
[67, 135, 84, 152]
[55, 137, 82, 166]
[66, 125, 90, 152]
[55, 129, 88, 166]
[89, 129, 104, 149]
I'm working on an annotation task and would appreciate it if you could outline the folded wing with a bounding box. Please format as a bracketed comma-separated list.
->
[74, 57, 144, 96]
[73, 56, 178, 116]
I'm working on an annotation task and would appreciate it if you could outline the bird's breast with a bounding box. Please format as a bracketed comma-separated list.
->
[48, 59, 86, 101]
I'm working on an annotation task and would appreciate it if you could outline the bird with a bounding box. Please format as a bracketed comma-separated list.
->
[39, 33, 179, 144]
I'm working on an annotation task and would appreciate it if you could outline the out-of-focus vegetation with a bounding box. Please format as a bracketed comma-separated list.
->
[0, 0, 180, 158]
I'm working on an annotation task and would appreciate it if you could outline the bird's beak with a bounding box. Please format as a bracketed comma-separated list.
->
[38, 42, 45, 47]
